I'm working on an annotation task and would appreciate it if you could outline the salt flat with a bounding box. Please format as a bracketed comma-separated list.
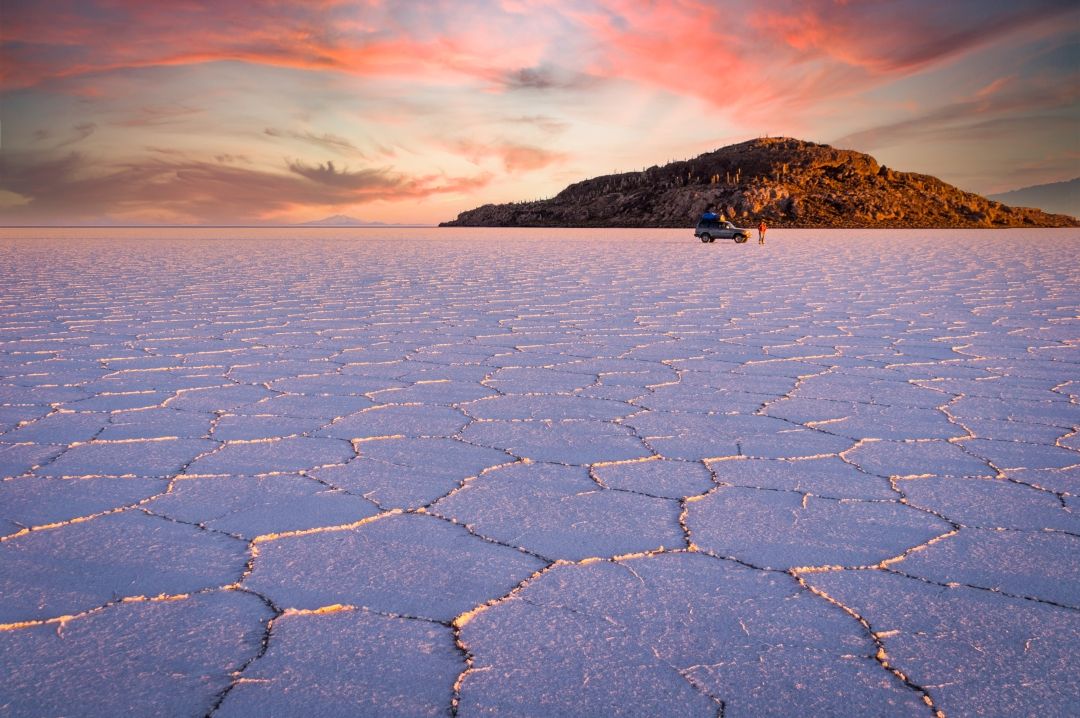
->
[0, 227, 1078, 717]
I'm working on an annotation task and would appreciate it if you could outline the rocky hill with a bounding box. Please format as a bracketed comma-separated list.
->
[440, 138, 1078, 228]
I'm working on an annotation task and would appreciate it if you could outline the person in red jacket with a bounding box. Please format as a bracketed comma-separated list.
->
[758, 220, 767, 244]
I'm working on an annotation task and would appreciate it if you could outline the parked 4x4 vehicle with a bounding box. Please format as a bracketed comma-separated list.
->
[695, 219, 751, 243]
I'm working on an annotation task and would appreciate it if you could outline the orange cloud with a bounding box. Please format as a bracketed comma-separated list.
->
[832, 77, 1080, 150]
[0, 150, 492, 224]
[1, 1, 546, 91]
[453, 140, 568, 173]
[576, 0, 1077, 118]
[567, 0, 846, 125]
[4, 0, 1077, 224]
[744, 0, 1075, 75]
[8, 0, 1072, 113]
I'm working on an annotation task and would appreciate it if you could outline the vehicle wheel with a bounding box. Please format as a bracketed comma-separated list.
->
[735, 235, 748, 243]
[700, 234, 711, 243]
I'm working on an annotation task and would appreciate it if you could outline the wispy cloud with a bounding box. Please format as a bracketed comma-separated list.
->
[0, 0, 548, 91]
[118, 105, 202, 127]
[52, 122, 97, 148]
[498, 65, 596, 92]
[744, 0, 1076, 74]
[832, 76, 1080, 149]
[504, 115, 570, 135]
[265, 127, 364, 155]
[0, 151, 492, 224]
[453, 140, 568, 173]
[2, 0, 1077, 223]
[285, 159, 394, 189]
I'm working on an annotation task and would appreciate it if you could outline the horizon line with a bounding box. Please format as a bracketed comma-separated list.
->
[0, 224, 440, 229]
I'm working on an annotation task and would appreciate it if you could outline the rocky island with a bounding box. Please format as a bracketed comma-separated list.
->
[441, 138, 1078, 228]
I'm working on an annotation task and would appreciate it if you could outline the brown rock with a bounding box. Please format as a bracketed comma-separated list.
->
[440, 138, 1078, 228]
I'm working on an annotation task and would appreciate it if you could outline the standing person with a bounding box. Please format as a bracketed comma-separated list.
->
[758, 220, 767, 244]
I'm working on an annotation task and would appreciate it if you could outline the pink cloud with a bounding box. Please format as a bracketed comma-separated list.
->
[1, 0, 547, 91]
[453, 140, 568, 173]
[974, 75, 1016, 100]
[3, 0, 1076, 225]
[574, 0, 1076, 119]
[0, 150, 492, 224]
[8, 0, 1071, 112]
[744, 0, 1075, 75]
[832, 76, 1080, 150]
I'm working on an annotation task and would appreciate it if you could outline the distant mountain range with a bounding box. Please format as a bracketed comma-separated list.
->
[441, 138, 1078, 228]
[988, 178, 1079, 219]
[300, 214, 391, 226]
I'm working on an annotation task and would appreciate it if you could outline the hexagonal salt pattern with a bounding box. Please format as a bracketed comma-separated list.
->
[684, 486, 952, 569]
[245, 512, 545, 621]
[214, 608, 461, 718]
[0, 590, 272, 717]
[0, 228, 1076, 715]
[0, 510, 248, 623]
[806, 570, 1080, 717]
[457, 554, 929, 716]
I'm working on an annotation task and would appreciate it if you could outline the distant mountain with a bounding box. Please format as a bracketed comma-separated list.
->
[441, 138, 1078, 228]
[988, 178, 1079, 219]
[300, 214, 389, 226]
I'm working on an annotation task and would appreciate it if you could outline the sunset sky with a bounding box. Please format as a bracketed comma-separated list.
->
[1, 0, 1077, 225]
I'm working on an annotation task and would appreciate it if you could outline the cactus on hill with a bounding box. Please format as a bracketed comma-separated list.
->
[440, 138, 1078, 228]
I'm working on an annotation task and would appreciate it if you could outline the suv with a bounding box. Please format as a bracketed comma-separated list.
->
[695, 219, 751, 243]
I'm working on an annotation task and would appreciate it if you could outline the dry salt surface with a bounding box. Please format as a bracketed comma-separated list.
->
[0, 226, 1078, 717]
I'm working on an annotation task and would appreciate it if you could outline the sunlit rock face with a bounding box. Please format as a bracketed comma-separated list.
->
[442, 138, 1080, 228]
[0, 227, 1077, 717]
